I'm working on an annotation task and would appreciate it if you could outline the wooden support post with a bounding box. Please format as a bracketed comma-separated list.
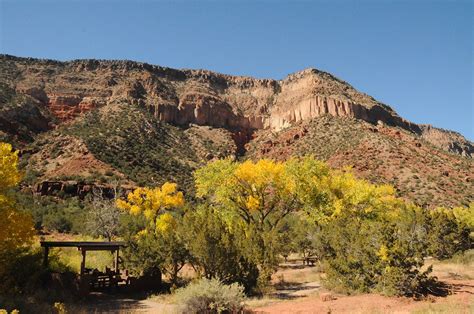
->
[114, 249, 119, 274]
[43, 246, 49, 268]
[80, 249, 87, 275]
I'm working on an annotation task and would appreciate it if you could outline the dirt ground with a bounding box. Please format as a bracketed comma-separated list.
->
[69, 293, 182, 313]
[252, 280, 474, 314]
[251, 258, 474, 314]
[74, 257, 473, 313]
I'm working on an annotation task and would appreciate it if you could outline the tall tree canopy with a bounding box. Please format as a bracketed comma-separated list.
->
[117, 182, 187, 281]
[193, 157, 332, 283]
[117, 182, 184, 236]
[0, 142, 35, 270]
[194, 158, 318, 229]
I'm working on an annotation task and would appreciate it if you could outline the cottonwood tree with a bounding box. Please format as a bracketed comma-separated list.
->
[116, 182, 187, 284]
[193, 157, 330, 286]
[0, 142, 35, 294]
[0, 143, 35, 257]
[425, 206, 472, 259]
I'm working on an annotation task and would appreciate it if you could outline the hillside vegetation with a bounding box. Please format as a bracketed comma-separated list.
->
[247, 116, 473, 208]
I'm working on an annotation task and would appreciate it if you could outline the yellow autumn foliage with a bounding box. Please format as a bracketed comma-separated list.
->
[245, 195, 260, 212]
[322, 170, 399, 219]
[155, 212, 177, 234]
[377, 244, 389, 262]
[428, 204, 474, 231]
[0, 143, 22, 192]
[195, 156, 413, 228]
[234, 159, 285, 189]
[195, 158, 304, 228]
[0, 142, 35, 265]
[116, 182, 184, 236]
[452, 203, 474, 230]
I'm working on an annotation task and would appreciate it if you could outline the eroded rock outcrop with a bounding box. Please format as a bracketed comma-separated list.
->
[34, 180, 133, 199]
[268, 96, 420, 132]
[420, 125, 474, 158]
[0, 54, 471, 157]
[0, 83, 52, 143]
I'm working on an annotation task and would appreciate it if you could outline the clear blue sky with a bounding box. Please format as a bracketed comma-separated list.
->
[1, 0, 473, 139]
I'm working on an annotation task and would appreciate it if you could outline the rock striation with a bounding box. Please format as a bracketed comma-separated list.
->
[420, 125, 474, 158]
[0, 54, 471, 157]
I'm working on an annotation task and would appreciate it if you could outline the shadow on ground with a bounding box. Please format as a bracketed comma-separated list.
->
[78, 292, 148, 313]
[272, 281, 322, 300]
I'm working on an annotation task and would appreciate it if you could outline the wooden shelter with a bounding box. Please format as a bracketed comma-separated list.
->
[40, 241, 127, 275]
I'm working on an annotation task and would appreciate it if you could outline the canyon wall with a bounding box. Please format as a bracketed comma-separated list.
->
[0, 55, 407, 130]
[0, 55, 471, 157]
[268, 96, 420, 133]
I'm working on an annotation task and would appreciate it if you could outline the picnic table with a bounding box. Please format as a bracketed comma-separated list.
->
[84, 267, 127, 289]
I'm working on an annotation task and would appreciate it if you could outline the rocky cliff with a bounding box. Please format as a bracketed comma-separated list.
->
[0, 55, 472, 207]
[3, 54, 469, 155]
[420, 125, 474, 158]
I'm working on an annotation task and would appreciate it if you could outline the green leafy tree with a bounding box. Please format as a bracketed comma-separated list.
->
[426, 207, 471, 259]
[181, 204, 259, 292]
[301, 169, 434, 296]
[194, 158, 323, 288]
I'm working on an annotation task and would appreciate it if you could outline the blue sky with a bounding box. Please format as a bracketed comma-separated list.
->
[1, 0, 472, 139]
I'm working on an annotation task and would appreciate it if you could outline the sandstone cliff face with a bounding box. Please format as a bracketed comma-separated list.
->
[45, 94, 105, 121]
[0, 54, 471, 157]
[420, 125, 474, 158]
[268, 95, 420, 132]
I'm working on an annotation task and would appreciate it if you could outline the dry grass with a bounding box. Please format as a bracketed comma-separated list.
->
[272, 264, 322, 285]
[37, 233, 116, 273]
[428, 250, 474, 281]
[147, 293, 175, 304]
[411, 300, 474, 314]
[245, 296, 281, 308]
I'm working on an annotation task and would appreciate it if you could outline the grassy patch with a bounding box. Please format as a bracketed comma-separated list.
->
[428, 250, 474, 280]
[412, 300, 474, 314]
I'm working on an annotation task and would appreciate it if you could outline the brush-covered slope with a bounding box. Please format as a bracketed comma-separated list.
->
[0, 54, 472, 207]
[23, 103, 236, 196]
[246, 116, 473, 208]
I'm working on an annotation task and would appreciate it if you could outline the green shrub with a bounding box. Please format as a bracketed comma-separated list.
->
[426, 209, 471, 259]
[181, 205, 259, 293]
[120, 213, 165, 276]
[173, 278, 245, 314]
[15, 193, 86, 233]
[120, 209, 190, 287]
[0, 248, 79, 313]
[315, 204, 432, 297]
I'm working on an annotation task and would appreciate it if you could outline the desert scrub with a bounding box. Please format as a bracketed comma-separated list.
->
[63, 104, 198, 194]
[447, 249, 474, 265]
[173, 278, 245, 314]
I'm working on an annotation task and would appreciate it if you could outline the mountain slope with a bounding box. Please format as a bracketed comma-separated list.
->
[0, 54, 472, 207]
[246, 116, 473, 208]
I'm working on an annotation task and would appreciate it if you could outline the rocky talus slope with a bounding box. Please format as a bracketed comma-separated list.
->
[0, 55, 472, 207]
